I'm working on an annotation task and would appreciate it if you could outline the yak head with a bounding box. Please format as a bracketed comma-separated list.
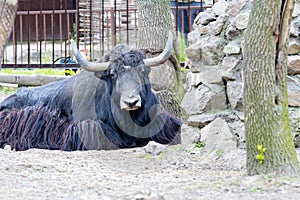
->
[71, 32, 173, 111]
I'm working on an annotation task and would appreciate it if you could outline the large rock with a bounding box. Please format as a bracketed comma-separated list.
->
[149, 60, 177, 91]
[200, 117, 238, 156]
[186, 36, 226, 67]
[181, 84, 227, 115]
[222, 56, 241, 80]
[212, 0, 228, 16]
[185, 42, 202, 63]
[287, 76, 300, 107]
[235, 13, 250, 30]
[293, 2, 300, 17]
[225, 24, 241, 40]
[288, 38, 300, 55]
[288, 55, 300, 75]
[201, 36, 226, 64]
[187, 111, 231, 128]
[181, 124, 201, 148]
[227, 0, 249, 16]
[223, 41, 241, 55]
[194, 11, 216, 26]
[289, 107, 300, 147]
[210, 14, 228, 36]
[227, 81, 243, 110]
[290, 15, 300, 37]
[187, 66, 224, 86]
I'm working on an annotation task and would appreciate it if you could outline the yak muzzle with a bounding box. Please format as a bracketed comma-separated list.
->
[120, 95, 142, 110]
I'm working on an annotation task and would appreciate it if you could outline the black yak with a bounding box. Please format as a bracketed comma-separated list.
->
[0, 32, 181, 151]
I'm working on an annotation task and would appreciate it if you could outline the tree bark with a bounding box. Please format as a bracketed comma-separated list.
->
[137, 0, 174, 52]
[136, 0, 184, 116]
[0, 0, 18, 62]
[244, 0, 299, 175]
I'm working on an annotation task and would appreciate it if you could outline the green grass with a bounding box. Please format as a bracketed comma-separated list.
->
[0, 86, 17, 94]
[0, 69, 67, 76]
[177, 34, 187, 63]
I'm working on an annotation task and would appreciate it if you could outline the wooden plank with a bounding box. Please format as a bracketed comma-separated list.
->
[0, 74, 68, 86]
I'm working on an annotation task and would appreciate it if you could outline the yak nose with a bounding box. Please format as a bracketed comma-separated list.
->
[127, 99, 139, 107]
[120, 96, 141, 110]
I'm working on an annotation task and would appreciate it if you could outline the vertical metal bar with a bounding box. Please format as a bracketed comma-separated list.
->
[43, 13, 46, 51]
[83, 11, 86, 52]
[109, 0, 116, 47]
[126, 0, 129, 44]
[76, 0, 79, 49]
[13, 15, 17, 66]
[40, 0, 43, 65]
[106, 10, 109, 50]
[98, 11, 102, 56]
[20, 15, 23, 64]
[134, 9, 137, 48]
[90, 0, 93, 60]
[27, 1, 31, 66]
[60, 12, 63, 56]
[118, 9, 121, 43]
[65, 0, 69, 67]
[101, 0, 105, 56]
[52, 0, 55, 66]
[66, 3, 71, 58]
[188, 0, 191, 33]
[200, 0, 203, 12]
[35, 14, 39, 63]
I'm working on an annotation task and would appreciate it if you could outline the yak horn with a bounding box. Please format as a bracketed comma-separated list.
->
[71, 40, 109, 72]
[143, 31, 173, 67]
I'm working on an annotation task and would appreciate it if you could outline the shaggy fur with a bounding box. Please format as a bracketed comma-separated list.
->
[0, 47, 181, 151]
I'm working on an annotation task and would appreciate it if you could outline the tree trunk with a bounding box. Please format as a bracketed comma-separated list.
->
[136, 0, 184, 116]
[244, 0, 299, 175]
[137, 0, 174, 52]
[0, 0, 18, 62]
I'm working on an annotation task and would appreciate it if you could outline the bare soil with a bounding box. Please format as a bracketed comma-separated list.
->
[1, 146, 300, 200]
[1, 91, 300, 200]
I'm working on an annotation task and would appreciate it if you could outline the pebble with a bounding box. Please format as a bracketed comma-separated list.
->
[3, 144, 12, 151]
[143, 141, 167, 155]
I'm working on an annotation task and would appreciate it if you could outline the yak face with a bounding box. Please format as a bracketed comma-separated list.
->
[102, 50, 150, 111]
[71, 30, 173, 114]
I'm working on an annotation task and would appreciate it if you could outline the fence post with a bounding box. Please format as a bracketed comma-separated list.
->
[109, 0, 116, 46]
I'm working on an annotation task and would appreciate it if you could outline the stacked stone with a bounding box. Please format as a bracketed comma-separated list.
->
[182, 0, 300, 148]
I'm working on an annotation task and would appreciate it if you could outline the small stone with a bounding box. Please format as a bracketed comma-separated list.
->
[288, 38, 300, 55]
[143, 141, 167, 155]
[3, 144, 12, 151]
[288, 55, 300, 75]
[235, 13, 250, 30]
[212, 0, 228, 16]
[224, 42, 241, 55]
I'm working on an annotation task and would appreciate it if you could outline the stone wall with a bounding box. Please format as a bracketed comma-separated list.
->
[182, 0, 300, 148]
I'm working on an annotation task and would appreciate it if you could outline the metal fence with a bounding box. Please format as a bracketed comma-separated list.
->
[1, 0, 213, 69]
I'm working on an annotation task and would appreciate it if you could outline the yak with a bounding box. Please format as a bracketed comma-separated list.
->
[0, 32, 181, 151]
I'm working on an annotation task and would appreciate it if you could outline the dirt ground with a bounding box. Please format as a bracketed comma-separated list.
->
[1, 91, 300, 200]
[0, 146, 300, 200]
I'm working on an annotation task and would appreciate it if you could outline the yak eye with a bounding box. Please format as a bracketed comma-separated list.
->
[140, 69, 145, 76]
[138, 65, 145, 76]
[110, 70, 117, 78]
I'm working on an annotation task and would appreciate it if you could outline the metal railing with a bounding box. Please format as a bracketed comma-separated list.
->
[1, 0, 212, 69]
